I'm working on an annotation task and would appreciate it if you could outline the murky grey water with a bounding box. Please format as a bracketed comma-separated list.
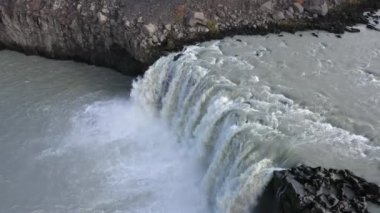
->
[133, 24, 380, 212]
[0, 23, 380, 213]
[0, 51, 207, 213]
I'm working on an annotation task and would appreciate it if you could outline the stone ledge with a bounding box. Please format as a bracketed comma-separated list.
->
[0, 0, 379, 75]
[255, 165, 380, 213]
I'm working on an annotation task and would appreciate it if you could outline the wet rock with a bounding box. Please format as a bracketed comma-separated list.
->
[255, 165, 380, 213]
[367, 24, 380, 31]
[345, 26, 360, 33]
[173, 53, 183, 61]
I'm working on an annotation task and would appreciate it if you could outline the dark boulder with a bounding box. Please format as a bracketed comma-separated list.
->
[255, 165, 380, 213]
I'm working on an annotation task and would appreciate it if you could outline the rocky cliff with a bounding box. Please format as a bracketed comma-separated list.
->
[0, 0, 379, 75]
[255, 165, 380, 213]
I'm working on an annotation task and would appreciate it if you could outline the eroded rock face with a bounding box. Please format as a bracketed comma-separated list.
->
[0, 0, 148, 74]
[0, 0, 379, 75]
[255, 165, 380, 213]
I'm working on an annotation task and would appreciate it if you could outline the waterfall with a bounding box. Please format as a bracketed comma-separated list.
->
[131, 40, 380, 212]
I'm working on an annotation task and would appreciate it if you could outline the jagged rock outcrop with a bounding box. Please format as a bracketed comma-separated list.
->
[0, 0, 379, 75]
[255, 165, 380, 213]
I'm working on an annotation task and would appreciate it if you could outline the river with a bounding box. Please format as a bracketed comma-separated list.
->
[0, 24, 379, 212]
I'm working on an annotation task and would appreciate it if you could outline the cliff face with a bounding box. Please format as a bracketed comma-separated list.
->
[0, 0, 379, 75]
[0, 0, 150, 74]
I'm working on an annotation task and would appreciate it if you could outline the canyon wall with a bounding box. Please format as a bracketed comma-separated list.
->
[0, 0, 378, 74]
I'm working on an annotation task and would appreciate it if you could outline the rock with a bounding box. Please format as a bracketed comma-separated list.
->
[76, 4, 82, 11]
[320, 1, 329, 16]
[97, 12, 108, 24]
[143, 23, 157, 36]
[186, 12, 207, 27]
[147, 38, 154, 46]
[261, 1, 274, 13]
[158, 34, 166, 42]
[304, 0, 329, 16]
[90, 3, 96, 11]
[173, 53, 183, 61]
[177, 32, 184, 39]
[217, 10, 226, 18]
[367, 24, 380, 31]
[102, 8, 109, 14]
[345, 26, 360, 33]
[255, 165, 380, 213]
[0, 0, 378, 76]
[152, 35, 159, 43]
[273, 11, 285, 20]
[199, 26, 209, 33]
[140, 39, 147, 48]
[164, 24, 172, 31]
[285, 8, 295, 18]
[288, 7, 294, 14]
[293, 2, 304, 13]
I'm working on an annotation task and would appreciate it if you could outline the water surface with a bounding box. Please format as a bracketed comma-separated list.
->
[1, 23, 380, 213]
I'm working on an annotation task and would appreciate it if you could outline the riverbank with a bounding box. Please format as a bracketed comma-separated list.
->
[1, 3, 380, 212]
[0, 0, 379, 75]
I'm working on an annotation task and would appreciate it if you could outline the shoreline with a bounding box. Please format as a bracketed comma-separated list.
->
[0, 1, 379, 212]
[0, 0, 379, 75]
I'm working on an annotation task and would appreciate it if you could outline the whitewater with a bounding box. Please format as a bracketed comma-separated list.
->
[1, 23, 380, 213]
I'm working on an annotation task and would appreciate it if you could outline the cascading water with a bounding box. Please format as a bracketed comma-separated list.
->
[0, 22, 380, 213]
[0, 51, 209, 213]
[132, 25, 380, 212]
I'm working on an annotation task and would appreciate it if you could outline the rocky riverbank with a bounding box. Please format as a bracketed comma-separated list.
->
[256, 165, 380, 213]
[0, 0, 379, 75]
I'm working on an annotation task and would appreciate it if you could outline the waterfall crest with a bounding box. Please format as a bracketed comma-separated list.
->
[131, 41, 380, 212]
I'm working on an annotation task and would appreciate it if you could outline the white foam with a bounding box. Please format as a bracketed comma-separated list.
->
[132, 30, 380, 211]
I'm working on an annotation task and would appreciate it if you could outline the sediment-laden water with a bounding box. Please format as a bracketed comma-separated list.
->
[1, 24, 380, 212]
